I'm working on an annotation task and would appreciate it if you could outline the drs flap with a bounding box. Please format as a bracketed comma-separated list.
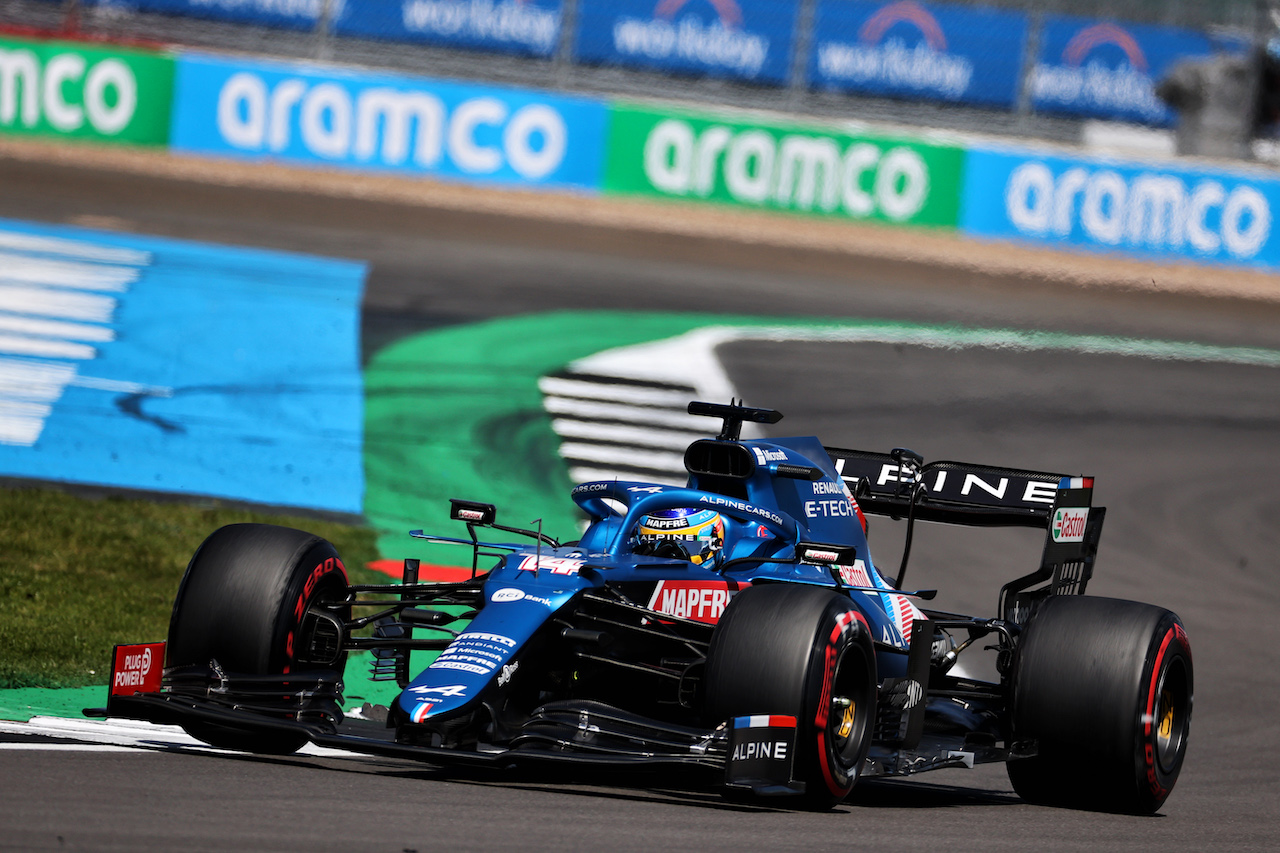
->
[826, 446, 1095, 529]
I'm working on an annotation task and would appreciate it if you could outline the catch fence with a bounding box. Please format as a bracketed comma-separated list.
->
[1, 0, 1271, 145]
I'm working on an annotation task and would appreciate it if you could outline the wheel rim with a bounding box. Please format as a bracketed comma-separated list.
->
[830, 696, 857, 752]
[1153, 656, 1190, 774]
[827, 644, 872, 767]
[296, 575, 349, 668]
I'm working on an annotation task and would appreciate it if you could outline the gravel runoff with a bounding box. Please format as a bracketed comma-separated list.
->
[4, 136, 1279, 303]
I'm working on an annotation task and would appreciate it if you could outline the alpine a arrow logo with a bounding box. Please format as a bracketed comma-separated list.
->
[408, 684, 468, 697]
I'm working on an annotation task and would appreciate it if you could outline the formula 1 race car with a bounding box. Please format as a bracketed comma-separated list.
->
[94, 401, 1192, 813]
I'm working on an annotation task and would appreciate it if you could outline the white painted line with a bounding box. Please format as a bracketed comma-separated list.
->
[543, 396, 709, 430]
[0, 743, 135, 752]
[0, 253, 138, 291]
[571, 328, 741, 405]
[731, 323, 1280, 368]
[558, 324, 1280, 438]
[0, 400, 53, 445]
[0, 230, 151, 266]
[0, 716, 200, 748]
[0, 357, 77, 399]
[0, 399, 54, 418]
[0, 333, 95, 360]
[545, 321, 1280, 502]
[0, 230, 150, 445]
[70, 375, 173, 397]
[557, 442, 686, 473]
[0, 358, 76, 446]
[551, 418, 704, 450]
[537, 376, 693, 406]
[0, 716, 372, 761]
[0, 313, 114, 343]
[569, 466, 685, 487]
[0, 283, 117, 324]
[545, 320, 1280, 486]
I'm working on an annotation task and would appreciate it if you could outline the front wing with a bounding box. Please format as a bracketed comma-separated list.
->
[91, 643, 1026, 792]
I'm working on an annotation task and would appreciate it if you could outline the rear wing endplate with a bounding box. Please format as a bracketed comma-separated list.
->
[824, 447, 1105, 622]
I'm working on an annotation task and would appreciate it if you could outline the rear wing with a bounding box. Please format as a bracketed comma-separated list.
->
[825, 447, 1105, 623]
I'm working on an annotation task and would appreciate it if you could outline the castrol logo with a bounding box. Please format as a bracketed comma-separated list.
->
[1051, 507, 1089, 542]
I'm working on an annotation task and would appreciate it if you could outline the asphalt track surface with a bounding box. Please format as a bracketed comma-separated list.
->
[1, 157, 1279, 851]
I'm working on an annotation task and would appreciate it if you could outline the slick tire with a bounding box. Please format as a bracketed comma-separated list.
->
[1008, 595, 1193, 814]
[705, 584, 877, 810]
[167, 524, 351, 754]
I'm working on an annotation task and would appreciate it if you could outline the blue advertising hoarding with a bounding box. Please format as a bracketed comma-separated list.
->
[808, 0, 1028, 108]
[170, 53, 608, 190]
[574, 0, 799, 86]
[961, 145, 1280, 271]
[1030, 15, 1242, 126]
[334, 0, 563, 59]
[100, 0, 326, 31]
[0, 218, 365, 513]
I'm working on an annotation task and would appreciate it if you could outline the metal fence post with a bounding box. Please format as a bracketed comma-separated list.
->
[315, 0, 335, 61]
[61, 0, 82, 35]
[556, 0, 580, 88]
[789, 0, 817, 107]
[1015, 6, 1043, 129]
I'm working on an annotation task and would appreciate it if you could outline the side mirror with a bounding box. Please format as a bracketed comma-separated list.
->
[449, 499, 496, 525]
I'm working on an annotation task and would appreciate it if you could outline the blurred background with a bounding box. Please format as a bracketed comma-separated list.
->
[4, 0, 1278, 158]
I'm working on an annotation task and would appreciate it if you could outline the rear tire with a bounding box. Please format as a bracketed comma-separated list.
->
[705, 584, 877, 809]
[1008, 595, 1193, 813]
[167, 524, 351, 754]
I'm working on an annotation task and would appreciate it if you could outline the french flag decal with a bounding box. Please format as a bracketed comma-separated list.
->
[734, 715, 797, 729]
[1059, 476, 1094, 489]
[411, 702, 434, 723]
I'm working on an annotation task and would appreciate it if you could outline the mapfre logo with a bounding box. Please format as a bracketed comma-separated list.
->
[648, 580, 749, 624]
[110, 642, 164, 697]
[1051, 507, 1089, 543]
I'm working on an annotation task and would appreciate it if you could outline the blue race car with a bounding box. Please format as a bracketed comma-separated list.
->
[96, 401, 1192, 812]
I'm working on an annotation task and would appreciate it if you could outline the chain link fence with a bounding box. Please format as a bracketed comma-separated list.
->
[0, 0, 1271, 148]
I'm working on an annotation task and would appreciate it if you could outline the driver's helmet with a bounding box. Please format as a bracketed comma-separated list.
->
[634, 508, 725, 565]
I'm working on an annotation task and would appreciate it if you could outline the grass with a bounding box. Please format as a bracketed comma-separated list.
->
[0, 485, 384, 689]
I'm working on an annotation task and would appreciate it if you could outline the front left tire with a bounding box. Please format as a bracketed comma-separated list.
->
[704, 584, 877, 809]
[167, 523, 350, 754]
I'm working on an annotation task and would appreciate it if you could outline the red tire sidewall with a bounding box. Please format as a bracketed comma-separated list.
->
[274, 545, 349, 674]
[808, 604, 874, 800]
[1134, 616, 1193, 809]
